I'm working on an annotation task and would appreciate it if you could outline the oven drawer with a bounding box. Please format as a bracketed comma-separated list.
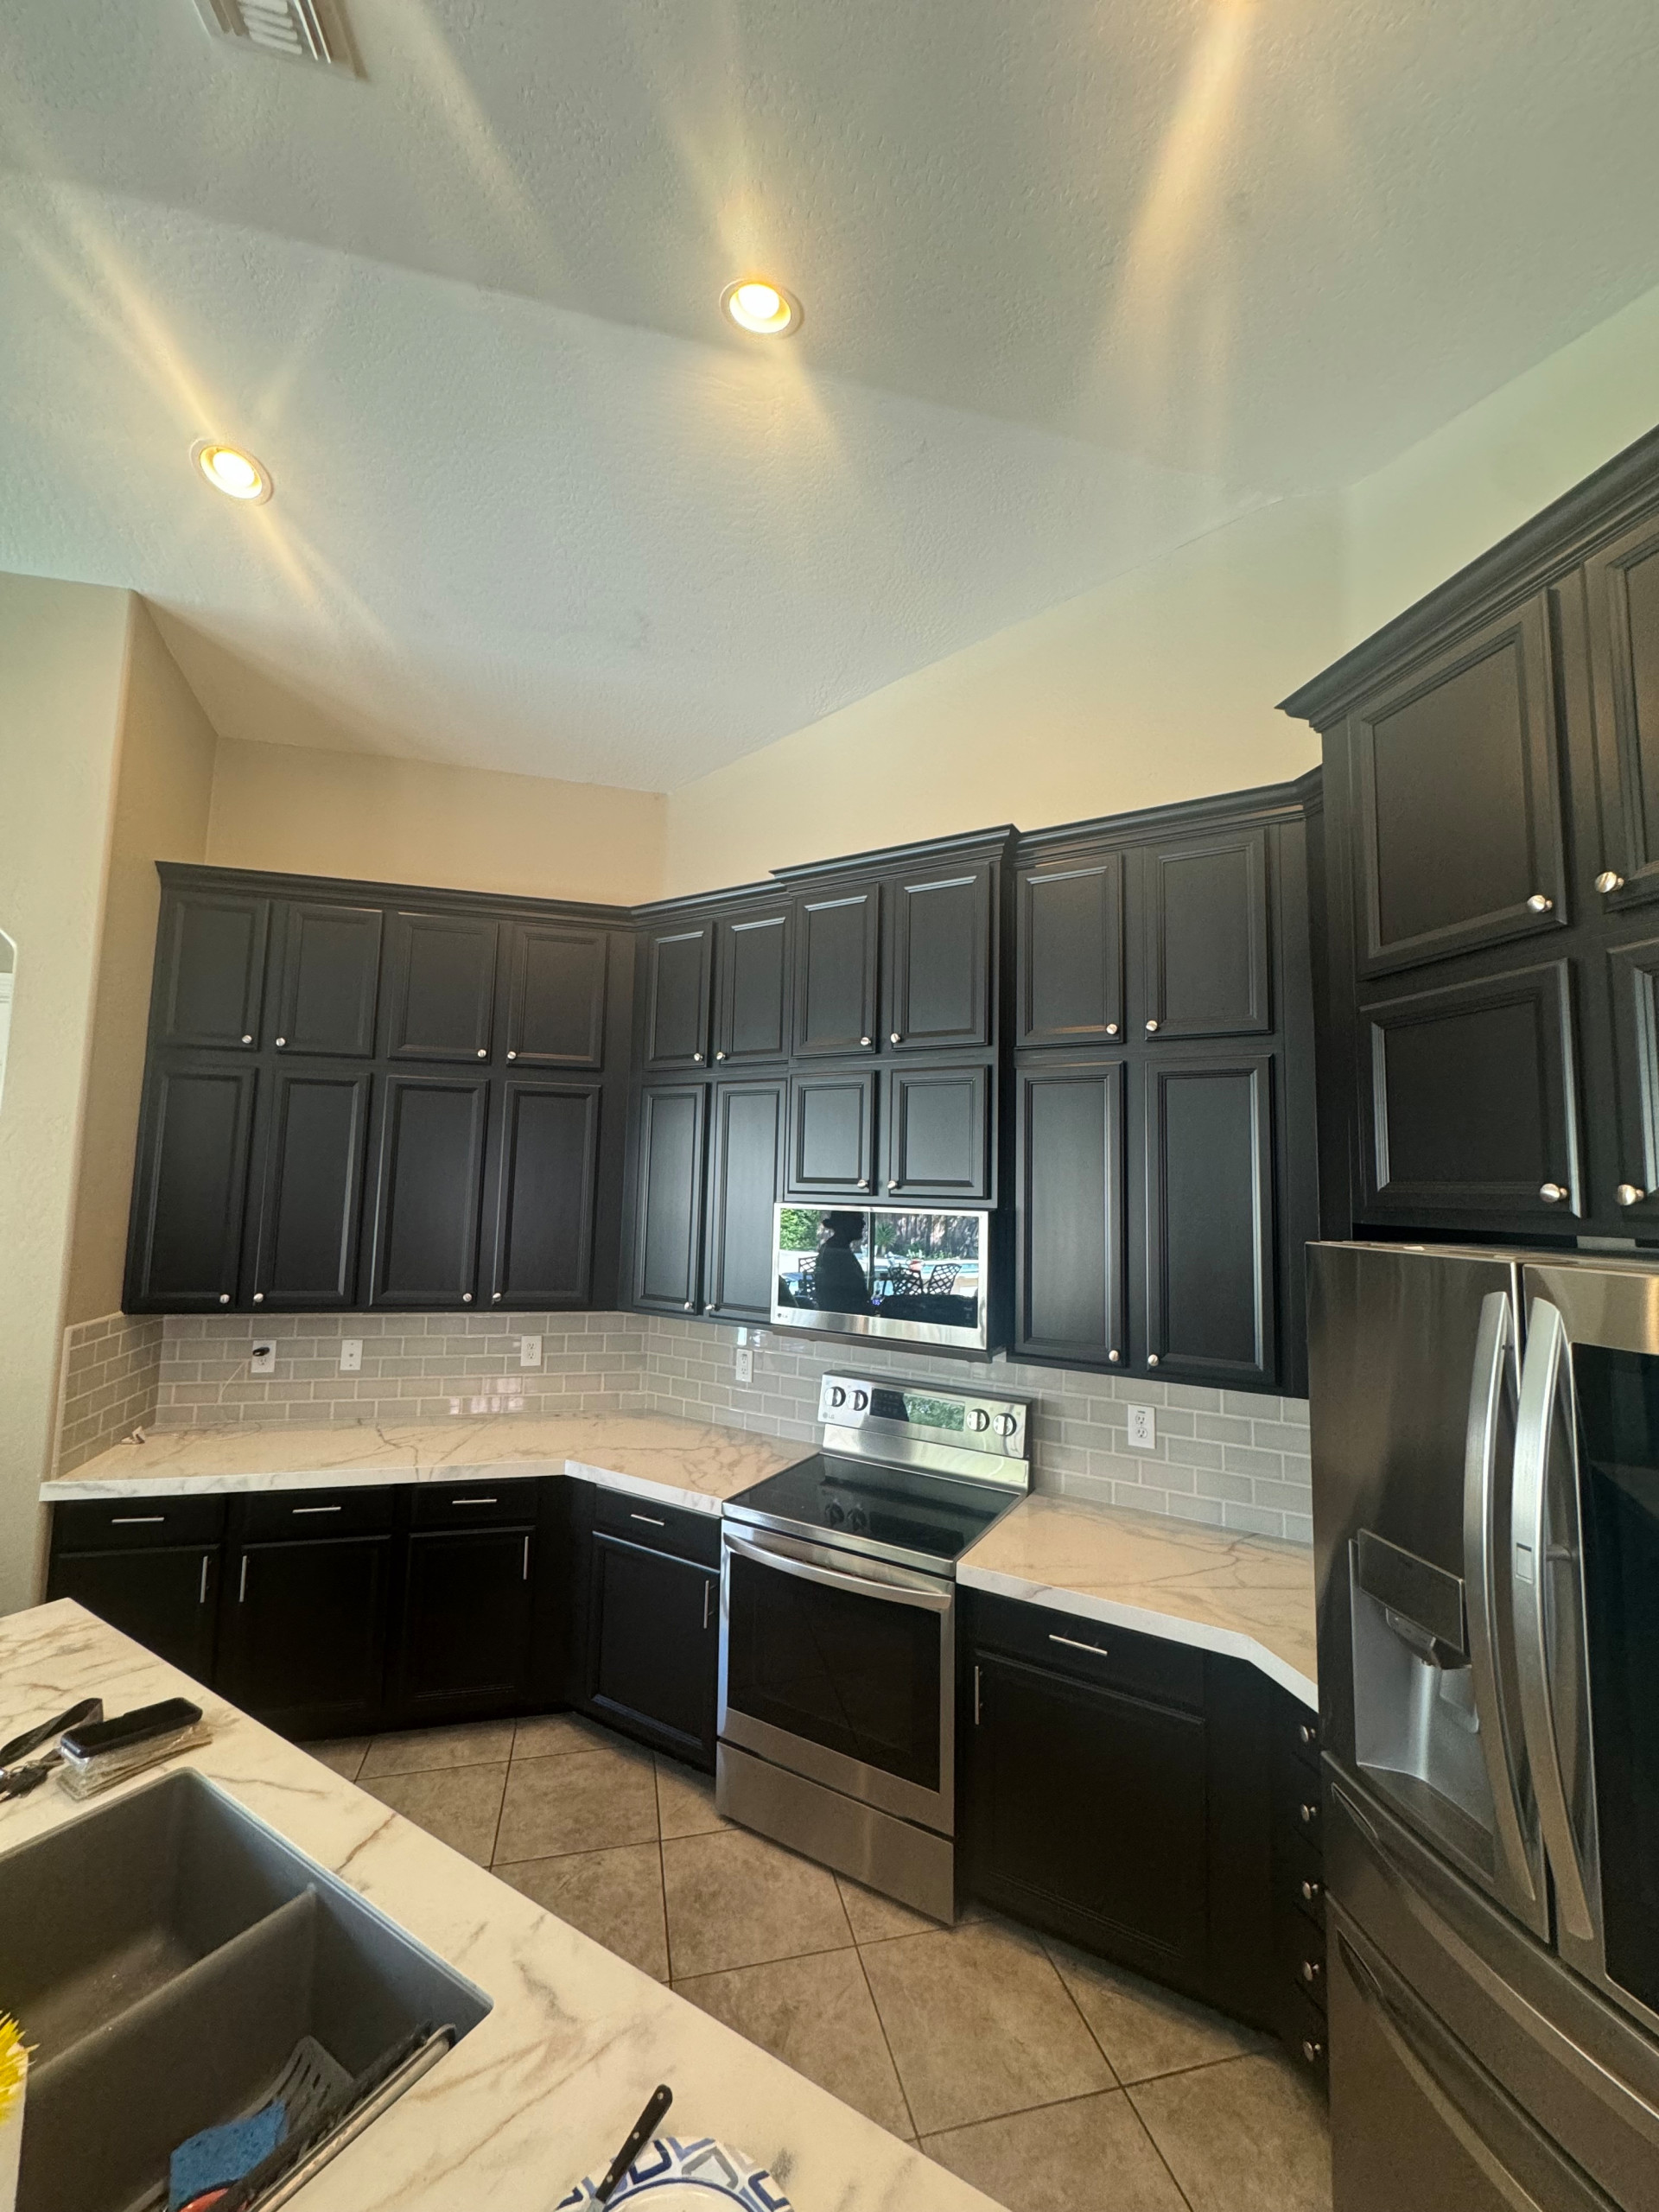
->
[969, 1590, 1205, 1713]
[592, 1483, 721, 1566]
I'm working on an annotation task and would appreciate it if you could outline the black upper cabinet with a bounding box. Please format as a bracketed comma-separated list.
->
[714, 909, 790, 1065]
[503, 922, 607, 1067]
[786, 1069, 877, 1197]
[382, 911, 499, 1062]
[250, 1068, 372, 1309]
[155, 888, 269, 1049]
[392, 1524, 536, 1723]
[1605, 934, 1659, 1225]
[885, 1063, 991, 1200]
[127, 1058, 258, 1309]
[369, 1075, 490, 1306]
[705, 1080, 785, 1321]
[1015, 1062, 1126, 1367]
[792, 889, 880, 1057]
[270, 902, 382, 1058]
[1586, 514, 1659, 911]
[1017, 852, 1124, 1048]
[1143, 1053, 1277, 1389]
[643, 924, 714, 1070]
[487, 1078, 601, 1308]
[886, 865, 992, 1051]
[632, 1084, 708, 1313]
[1144, 829, 1271, 1039]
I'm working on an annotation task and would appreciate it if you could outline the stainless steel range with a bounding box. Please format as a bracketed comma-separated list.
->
[716, 1371, 1030, 1922]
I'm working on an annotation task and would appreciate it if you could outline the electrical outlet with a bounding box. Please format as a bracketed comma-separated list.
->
[339, 1339, 362, 1373]
[250, 1341, 276, 1376]
[1127, 1404, 1156, 1451]
[734, 1347, 754, 1385]
[519, 1335, 543, 1370]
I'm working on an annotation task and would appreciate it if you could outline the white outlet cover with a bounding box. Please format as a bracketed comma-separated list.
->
[339, 1339, 363, 1373]
[519, 1335, 543, 1370]
[734, 1347, 754, 1384]
[1127, 1405, 1156, 1451]
[250, 1342, 276, 1376]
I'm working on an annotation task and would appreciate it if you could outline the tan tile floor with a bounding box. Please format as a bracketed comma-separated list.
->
[308, 1718, 1332, 2210]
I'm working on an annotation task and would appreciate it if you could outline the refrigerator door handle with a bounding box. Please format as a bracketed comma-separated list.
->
[1463, 1289, 1540, 1913]
[1512, 1299, 1597, 1944]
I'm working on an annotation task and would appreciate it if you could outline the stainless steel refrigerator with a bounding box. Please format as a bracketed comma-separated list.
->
[1308, 1243, 1659, 2211]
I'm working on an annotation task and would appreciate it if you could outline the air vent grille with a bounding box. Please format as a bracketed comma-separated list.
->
[194, 0, 354, 71]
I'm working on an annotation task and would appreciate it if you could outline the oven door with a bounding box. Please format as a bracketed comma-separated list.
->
[719, 1524, 955, 1834]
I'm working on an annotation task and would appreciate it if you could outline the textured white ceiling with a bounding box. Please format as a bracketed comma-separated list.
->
[2, 0, 1658, 786]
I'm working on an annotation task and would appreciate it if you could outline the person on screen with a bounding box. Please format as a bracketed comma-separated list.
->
[814, 1211, 872, 1312]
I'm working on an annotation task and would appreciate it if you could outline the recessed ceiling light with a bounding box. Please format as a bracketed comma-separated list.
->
[191, 439, 273, 503]
[721, 279, 803, 338]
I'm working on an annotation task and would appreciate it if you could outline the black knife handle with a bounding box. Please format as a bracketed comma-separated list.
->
[594, 2084, 673, 2204]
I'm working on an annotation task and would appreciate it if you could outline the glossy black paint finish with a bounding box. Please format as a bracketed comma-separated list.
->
[250, 1067, 372, 1308]
[791, 888, 880, 1058]
[381, 911, 499, 1062]
[632, 1084, 708, 1312]
[714, 908, 791, 1066]
[154, 889, 269, 1050]
[503, 922, 609, 1067]
[271, 902, 383, 1058]
[487, 1079, 602, 1308]
[1016, 851, 1124, 1049]
[886, 862, 993, 1050]
[368, 1075, 490, 1306]
[127, 1058, 258, 1310]
[219, 1528, 395, 1739]
[582, 1533, 719, 1766]
[785, 1068, 877, 1198]
[46, 1545, 220, 1682]
[704, 1079, 785, 1320]
[642, 924, 714, 1071]
[1015, 1060, 1126, 1367]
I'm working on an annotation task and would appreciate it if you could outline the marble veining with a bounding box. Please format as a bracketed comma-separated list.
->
[0, 1602, 996, 2212]
[960, 1493, 1318, 1709]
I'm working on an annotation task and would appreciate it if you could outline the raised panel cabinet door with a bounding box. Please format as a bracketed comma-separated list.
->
[705, 1080, 785, 1321]
[250, 1068, 372, 1309]
[586, 1534, 718, 1765]
[1349, 595, 1567, 975]
[786, 1069, 876, 1196]
[270, 900, 382, 1057]
[1017, 853, 1124, 1047]
[885, 1064, 991, 1199]
[887, 864, 992, 1050]
[1605, 935, 1659, 1226]
[394, 1526, 536, 1720]
[381, 910, 499, 1061]
[126, 1058, 257, 1309]
[1143, 1053, 1277, 1389]
[368, 1075, 489, 1306]
[487, 1078, 601, 1308]
[632, 1084, 708, 1313]
[1586, 516, 1659, 911]
[713, 909, 790, 1065]
[1358, 960, 1583, 1227]
[1143, 829, 1271, 1040]
[1015, 1062, 1126, 1367]
[155, 887, 269, 1049]
[505, 921, 607, 1066]
[791, 889, 880, 1057]
[47, 1546, 219, 1683]
[219, 1535, 392, 1736]
[643, 925, 714, 1069]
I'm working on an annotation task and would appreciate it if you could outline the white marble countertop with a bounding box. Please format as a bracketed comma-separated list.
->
[958, 1493, 1318, 1710]
[0, 1601, 994, 2212]
[41, 1415, 804, 1517]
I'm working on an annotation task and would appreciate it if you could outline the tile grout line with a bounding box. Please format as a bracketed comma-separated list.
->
[654, 1758, 676, 1983]
[848, 1931, 921, 2143]
[1033, 1934, 1126, 2094]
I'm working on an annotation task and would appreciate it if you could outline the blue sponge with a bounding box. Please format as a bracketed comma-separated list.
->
[168, 2099, 287, 2209]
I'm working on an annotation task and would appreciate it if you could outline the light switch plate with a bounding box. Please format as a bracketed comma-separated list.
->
[250, 1341, 276, 1376]
[734, 1347, 754, 1384]
[339, 1339, 362, 1373]
[1127, 1405, 1156, 1450]
[519, 1335, 543, 1370]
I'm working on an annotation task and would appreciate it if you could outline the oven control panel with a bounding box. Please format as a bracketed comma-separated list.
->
[817, 1373, 1028, 1460]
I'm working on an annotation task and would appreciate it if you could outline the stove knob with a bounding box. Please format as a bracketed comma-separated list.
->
[969, 1409, 991, 1432]
[825, 1500, 845, 1526]
[828, 1386, 848, 1408]
[851, 1389, 868, 1412]
[995, 1414, 1018, 1438]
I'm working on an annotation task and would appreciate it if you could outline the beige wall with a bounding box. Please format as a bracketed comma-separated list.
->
[0, 575, 133, 1616]
[207, 737, 666, 906]
[65, 603, 217, 1327]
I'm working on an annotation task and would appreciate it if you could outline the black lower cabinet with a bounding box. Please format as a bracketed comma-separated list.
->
[582, 1534, 718, 1767]
[47, 1544, 220, 1683]
[391, 1524, 536, 1724]
[219, 1531, 396, 1738]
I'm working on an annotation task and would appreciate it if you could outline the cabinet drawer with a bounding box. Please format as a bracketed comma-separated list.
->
[969, 1592, 1205, 1713]
[411, 1478, 540, 1529]
[1279, 1827, 1325, 1927]
[240, 1485, 397, 1541]
[590, 1483, 721, 1567]
[1278, 1770, 1324, 1848]
[1280, 1910, 1327, 2014]
[1282, 1984, 1329, 2084]
[1283, 1700, 1322, 1772]
[54, 1493, 226, 1550]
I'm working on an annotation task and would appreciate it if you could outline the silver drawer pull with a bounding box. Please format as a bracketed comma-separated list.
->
[199, 1556, 210, 1605]
[238, 1555, 249, 1603]
[523, 1535, 531, 1581]
[1049, 1632, 1109, 1658]
[111, 1515, 166, 1525]
[291, 1503, 343, 1515]
[450, 1496, 499, 1506]
[630, 1511, 667, 1528]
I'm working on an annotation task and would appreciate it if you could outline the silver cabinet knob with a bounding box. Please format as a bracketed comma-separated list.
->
[1618, 1183, 1647, 1206]
[1597, 870, 1626, 893]
[715, 1050, 727, 1060]
[1147, 1352, 1160, 1366]
[683, 1300, 695, 1311]
[240, 1033, 253, 1045]
[860, 1035, 873, 1047]
[476, 1048, 487, 1058]
[252, 1292, 264, 1303]
[505, 1049, 517, 1060]
[890, 1032, 901, 1044]
[492, 1291, 502, 1301]
[887, 1179, 899, 1190]
[1108, 1349, 1121, 1363]
[1146, 1019, 1160, 1033]
[1540, 1182, 1569, 1203]
[693, 1052, 704, 1063]
[856, 1179, 870, 1190]
[274, 1036, 286, 1048]
[1105, 1022, 1119, 1036]
[461, 1291, 473, 1302]
[1301, 2038, 1324, 2066]
[219, 1293, 231, 1304]
[1527, 893, 1554, 913]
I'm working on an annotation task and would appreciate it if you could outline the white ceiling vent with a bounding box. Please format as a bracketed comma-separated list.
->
[194, 0, 357, 73]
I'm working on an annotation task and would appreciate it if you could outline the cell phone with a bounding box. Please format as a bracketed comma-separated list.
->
[60, 1697, 202, 1761]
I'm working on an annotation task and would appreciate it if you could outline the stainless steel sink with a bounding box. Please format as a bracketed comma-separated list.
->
[0, 1770, 491, 2212]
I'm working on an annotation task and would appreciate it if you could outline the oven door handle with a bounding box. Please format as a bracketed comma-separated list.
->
[721, 1529, 953, 1612]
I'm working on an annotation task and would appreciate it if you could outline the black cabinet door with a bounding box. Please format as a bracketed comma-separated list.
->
[270, 901, 382, 1058]
[1143, 1052, 1277, 1389]
[486, 1078, 601, 1308]
[381, 911, 499, 1062]
[713, 909, 790, 1066]
[250, 1068, 372, 1309]
[632, 1084, 707, 1313]
[392, 1526, 536, 1723]
[1017, 852, 1124, 1048]
[219, 1535, 393, 1736]
[505, 922, 607, 1068]
[886, 864, 992, 1051]
[584, 1532, 718, 1766]
[967, 1650, 1209, 1983]
[1605, 934, 1659, 1227]
[1143, 828, 1271, 1041]
[705, 1080, 785, 1321]
[1016, 1061, 1126, 1367]
[884, 1064, 991, 1199]
[47, 1546, 219, 1682]
[1347, 596, 1567, 976]
[643, 925, 714, 1071]
[1586, 515, 1659, 911]
[792, 889, 880, 1057]
[126, 1058, 257, 1310]
[786, 1069, 876, 1196]
[368, 1075, 489, 1306]
[154, 887, 269, 1050]
[1357, 960, 1583, 1228]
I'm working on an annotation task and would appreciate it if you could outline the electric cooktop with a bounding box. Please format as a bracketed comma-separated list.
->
[723, 1451, 1020, 1573]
